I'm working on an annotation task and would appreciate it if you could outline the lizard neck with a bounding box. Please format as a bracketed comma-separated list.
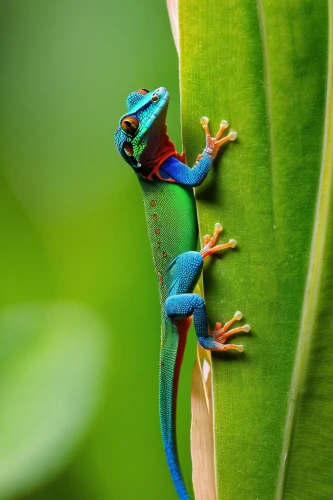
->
[138, 127, 185, 180]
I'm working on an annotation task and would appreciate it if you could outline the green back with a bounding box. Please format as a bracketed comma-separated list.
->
[138, 177, 197, 304]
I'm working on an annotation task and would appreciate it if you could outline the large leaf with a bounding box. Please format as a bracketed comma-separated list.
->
[178, 0, 333, 498]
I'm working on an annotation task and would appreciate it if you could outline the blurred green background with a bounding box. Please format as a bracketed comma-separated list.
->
[0, 1, 195, 498]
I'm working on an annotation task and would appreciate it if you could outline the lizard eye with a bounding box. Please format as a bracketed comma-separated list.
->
[121, 116, 139, 134]
[151, 93, 159, 103]
[137, 88, 149, 94]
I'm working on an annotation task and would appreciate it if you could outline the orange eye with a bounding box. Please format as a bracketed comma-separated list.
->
[151, 94, 159, 103]
[121, 116, 139, 134]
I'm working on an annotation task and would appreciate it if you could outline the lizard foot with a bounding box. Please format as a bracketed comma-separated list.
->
[200, 222, 236, 260]
[210, 311, 250, 352]
[199, 116, 237, 161]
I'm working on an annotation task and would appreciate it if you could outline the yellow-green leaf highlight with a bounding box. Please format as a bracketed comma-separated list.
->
[0, 302, 108, 498]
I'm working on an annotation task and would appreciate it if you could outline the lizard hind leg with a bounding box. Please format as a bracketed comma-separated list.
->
[200, 222, 237, 260]
[167, 250, 204, 296]
[165, 295, 249, 353]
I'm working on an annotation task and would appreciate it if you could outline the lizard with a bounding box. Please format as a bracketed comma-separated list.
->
[114, 86, 250, 500]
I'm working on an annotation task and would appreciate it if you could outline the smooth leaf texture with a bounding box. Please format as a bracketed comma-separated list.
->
[179, 0, 332, 498]
[0, 302, 108, 499]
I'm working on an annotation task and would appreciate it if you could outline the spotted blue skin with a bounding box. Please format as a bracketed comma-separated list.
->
[115, 87, 233, 500]
[159, 155, 213, 186]
[166, 251, 228, 351]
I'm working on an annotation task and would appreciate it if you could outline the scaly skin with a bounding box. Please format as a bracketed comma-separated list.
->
[115, 87, 250, 499]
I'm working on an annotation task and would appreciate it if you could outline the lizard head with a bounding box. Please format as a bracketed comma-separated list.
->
[114, 87, 170, 170]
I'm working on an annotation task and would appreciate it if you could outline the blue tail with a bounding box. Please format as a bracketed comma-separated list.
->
[159, 318, 191, 500]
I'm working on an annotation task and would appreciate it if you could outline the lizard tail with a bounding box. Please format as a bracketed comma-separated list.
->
[159, 317, 192, 500]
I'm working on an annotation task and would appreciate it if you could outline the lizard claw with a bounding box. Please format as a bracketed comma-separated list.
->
[200, 116, 237, 160]
[211, 311, 250, 345]
[200, 223, 236, 260]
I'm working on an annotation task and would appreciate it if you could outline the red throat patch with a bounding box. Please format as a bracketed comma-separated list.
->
[140, 131, 186, 181]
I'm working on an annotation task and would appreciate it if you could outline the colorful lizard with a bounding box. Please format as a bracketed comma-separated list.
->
[114, 87, 250, 499]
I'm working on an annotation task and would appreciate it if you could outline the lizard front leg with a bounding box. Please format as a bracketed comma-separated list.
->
[157, 118, 237, 187]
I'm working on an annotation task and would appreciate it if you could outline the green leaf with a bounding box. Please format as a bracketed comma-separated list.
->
[0, 302, 108, 499]
[179, 0, 333, 498]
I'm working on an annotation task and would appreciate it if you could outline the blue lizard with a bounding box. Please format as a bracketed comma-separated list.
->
[115, 87, 250, 499]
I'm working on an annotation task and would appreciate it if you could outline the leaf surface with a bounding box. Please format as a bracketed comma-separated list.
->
[179, 0, 332, 497]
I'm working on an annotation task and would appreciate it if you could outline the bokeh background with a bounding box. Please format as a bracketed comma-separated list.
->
[0, 1, 195, 498]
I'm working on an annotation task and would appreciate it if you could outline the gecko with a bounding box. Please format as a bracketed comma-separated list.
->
[114, 87, 250, 500]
